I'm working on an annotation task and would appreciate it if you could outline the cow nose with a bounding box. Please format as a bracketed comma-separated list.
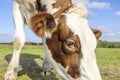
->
[46, 21, 55, 29]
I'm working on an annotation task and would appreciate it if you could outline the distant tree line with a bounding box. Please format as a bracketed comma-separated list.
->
[97, 40, 120, 48]
[25, 42, 43, 45]
[0, 42, 43, 45]
[1, 40, 120, 48]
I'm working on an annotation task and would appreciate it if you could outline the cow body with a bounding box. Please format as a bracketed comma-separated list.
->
[4, 0, 72, 80]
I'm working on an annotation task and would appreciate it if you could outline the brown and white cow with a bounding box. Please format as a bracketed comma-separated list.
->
[4, 0, 72, 80]
[30, 3, 102, 80]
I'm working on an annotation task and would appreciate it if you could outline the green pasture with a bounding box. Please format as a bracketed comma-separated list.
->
[0, 44, 120, 80]
[95, 48, 120, 80]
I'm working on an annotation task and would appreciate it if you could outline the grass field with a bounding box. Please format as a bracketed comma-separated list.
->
[0, 44, 120, 80]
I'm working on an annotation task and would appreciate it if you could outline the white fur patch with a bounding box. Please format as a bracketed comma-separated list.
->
[65, 66, 70, 72]
[66, 3, 87, 18]
[41, 0, 60, 14]
[65, 3, 101, 80]
[45, 31, 52, 38]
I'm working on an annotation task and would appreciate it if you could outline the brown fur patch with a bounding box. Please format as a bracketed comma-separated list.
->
[30, 12, 56, 38]
[46, 15, 82, 79]
[52, 0, 72, 18]
[35, 0, 72, 18]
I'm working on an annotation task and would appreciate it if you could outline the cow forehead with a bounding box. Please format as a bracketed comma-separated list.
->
[63, 3, 97, 51]
[65, 14, 97, 51]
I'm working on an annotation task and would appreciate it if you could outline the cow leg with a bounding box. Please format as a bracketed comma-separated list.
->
[41, 55, 51, 75]
[4, 1, 25, 80]
[41, 39, 51, 75]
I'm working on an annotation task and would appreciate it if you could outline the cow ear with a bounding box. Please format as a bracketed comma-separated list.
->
[30, 12, 56, 37]
[91, 29, 102, 39]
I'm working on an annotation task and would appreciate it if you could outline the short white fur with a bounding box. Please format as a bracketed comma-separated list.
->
[65, 3, 101, 80]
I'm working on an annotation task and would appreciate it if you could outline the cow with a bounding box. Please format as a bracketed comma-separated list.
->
[4, 0, 72, 80]
[30, 3, 102, 80]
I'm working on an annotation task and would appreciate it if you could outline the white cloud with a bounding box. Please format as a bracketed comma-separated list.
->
[0, 33, 13, 43]
[105, 33, 116, 37]
[73, 0, 89, 5]
[114, 11, 120, 16]
[73, 0, 110, 9]
[87, 2, 110, 9]
[73, 0, 111, 16]
[118, 32, 120, 35]
[0, 32, 13, 37]
[93, 25, 120, 41]
[87, 10, 94, 15]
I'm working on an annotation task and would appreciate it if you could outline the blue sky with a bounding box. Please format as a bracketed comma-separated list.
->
[0, 0, 120, 43]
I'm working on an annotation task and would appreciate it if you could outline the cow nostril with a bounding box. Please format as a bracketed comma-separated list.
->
[46, 21, 55, 29]
[46, 16, 56, 29]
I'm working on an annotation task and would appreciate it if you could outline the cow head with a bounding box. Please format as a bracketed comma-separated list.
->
[30, 3, 102, 80]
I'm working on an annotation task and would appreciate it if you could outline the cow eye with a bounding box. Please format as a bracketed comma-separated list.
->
[65, 40, 75, 47]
